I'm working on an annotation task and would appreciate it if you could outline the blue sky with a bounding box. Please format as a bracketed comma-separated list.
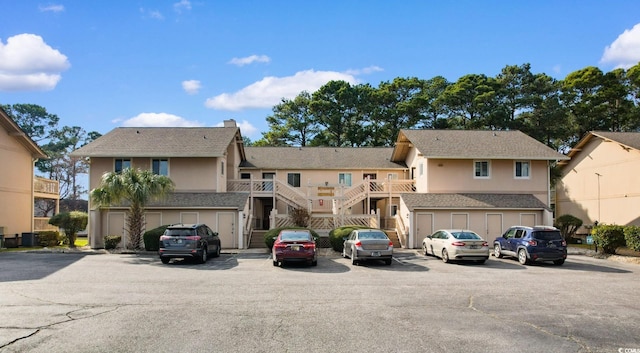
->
[1, 1, 640, 140]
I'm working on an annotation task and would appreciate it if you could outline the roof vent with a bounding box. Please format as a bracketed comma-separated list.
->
[136, 130, 140, 134]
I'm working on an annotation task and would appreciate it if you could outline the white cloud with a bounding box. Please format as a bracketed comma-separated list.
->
[228, 55, 271, 67]
[39, 4, 64, 12]
[205, 69, 358, 111]
[121, 113, 204, 127]
[600, 23, 640, 69]
[174, 0, 191, 13]
[182, 80, 201, 95]
[140, 7, 164, 20]
[344, 65, 384, 75]
[0, 33, 70, 91]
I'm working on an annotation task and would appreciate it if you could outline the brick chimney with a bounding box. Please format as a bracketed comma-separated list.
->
[223, 119, 237, 128]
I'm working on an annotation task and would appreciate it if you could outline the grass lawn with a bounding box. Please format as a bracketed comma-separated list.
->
[0, 236, 89, 252]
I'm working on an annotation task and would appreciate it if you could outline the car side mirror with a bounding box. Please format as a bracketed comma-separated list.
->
[427, 235, 432, 239]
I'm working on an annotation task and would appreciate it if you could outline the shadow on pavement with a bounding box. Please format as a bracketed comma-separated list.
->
[0, 252, 91, 282]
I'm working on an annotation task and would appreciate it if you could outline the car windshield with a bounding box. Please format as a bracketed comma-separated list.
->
[451, 231, 481, 240]
[533, 231, 562, 241]
[358, 231, 388, 240]
[280, 232, 311, 241]
[165, 229, 194, 236]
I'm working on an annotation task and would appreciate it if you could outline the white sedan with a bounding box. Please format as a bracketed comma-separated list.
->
[422, 229, 490, 264]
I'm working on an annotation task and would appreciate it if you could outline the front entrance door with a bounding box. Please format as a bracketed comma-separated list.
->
[217, 212, 236, 248]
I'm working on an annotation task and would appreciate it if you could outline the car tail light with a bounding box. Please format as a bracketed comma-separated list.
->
[451, 241, 465, 246]
[388, 241, 394, 247]
[482, 242, 488, 247]
[185, 236, 200, 241]
[274, 242, 287, 249]
[355, 241, 362, 247]
[561, 240, 567, 246]
[528, 240, 538, 246]
[303, 243, 316, 249]
[160, 236, 169, 241]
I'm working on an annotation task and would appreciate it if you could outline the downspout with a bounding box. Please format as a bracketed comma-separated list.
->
[31, 158, 37, 233]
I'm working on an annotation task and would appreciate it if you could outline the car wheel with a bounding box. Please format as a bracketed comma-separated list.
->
[494, 244, 503, 258]
[385, 258, 392, 266]
[213, 244, 221, 258]
[272, 260, 278, 266]
[160, 257, 170, 264]
[311, 259, 318, 266]
[518, 249, 529, 265]
[351, 247, 358, 265]
[197, 247, 207, 264]
[442, 249, 450, 263]
[422, 243, 429, 256]
[553, 259, 565, 266]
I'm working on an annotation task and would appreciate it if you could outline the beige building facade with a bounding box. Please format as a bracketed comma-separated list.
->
[556, 131, 640, 228]
[0, 107, 58, 246]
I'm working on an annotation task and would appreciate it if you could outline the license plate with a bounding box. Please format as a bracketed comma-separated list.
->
[371, 251, 381, 257]
[548, 243, 556, 248]
[291, 245, 300, 251]
[469, 245, 478, 249]
[173, 239, 183, 244]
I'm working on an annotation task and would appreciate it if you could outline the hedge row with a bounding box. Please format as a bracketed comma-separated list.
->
[591, 224, 640, 254]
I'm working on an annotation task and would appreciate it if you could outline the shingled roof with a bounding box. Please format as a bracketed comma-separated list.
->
[241, 146, 407, 169]
[560, 131, 640, 166]
[70, 127, 242, 158]
[391, 129, 569, 162]
[0, 107, 47, 159]
[401, 193, 549, 211]
[106, 192, 249, 209]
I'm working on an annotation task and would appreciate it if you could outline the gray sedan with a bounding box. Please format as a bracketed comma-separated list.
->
[342, 229, 393, 265]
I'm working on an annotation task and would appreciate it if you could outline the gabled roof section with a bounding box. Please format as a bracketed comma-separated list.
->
[241, 146, 406, 169]
[391, 129, 568, 162]
[560, 131, 640, 166]
[401, 193, 549, 211]
[0, 106, 47, 159]
[70, 127, 244, 158]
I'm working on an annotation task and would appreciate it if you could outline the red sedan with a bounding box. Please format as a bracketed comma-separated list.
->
[272, 229, 317, 267]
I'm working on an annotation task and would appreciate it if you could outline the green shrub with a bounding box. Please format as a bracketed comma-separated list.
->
[104, 235, 122, 250]
[264, 227, 320, 250]
[591, 225, 626, 254]
[49, 211, 88, 248]
[328, 225, 369, 252]
[144, 225, 169, 251]
[38, 231, 62, 247]
[554, 214, 583, 242]
[623, 225, 640, 252]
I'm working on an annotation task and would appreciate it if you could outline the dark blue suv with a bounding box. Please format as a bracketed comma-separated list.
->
[493, 226, 567, 265]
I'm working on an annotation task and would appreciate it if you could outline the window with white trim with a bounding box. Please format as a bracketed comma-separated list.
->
[115, 158, 131, 173]
[152, 159, 168, 176]
[287, 173, 301, 187]
[474, 160, 490, 178]
[515, 161, 530, 179]
[338, 173, 352, 186]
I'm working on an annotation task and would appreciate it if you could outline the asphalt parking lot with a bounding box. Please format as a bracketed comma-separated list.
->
[1, 249, 639, 353]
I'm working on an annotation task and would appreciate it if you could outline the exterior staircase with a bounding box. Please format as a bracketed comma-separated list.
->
[249, 230, 268, 249]
[385, 230, 401, 248]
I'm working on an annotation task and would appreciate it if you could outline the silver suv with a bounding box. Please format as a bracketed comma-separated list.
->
[158, 224, 221, 264]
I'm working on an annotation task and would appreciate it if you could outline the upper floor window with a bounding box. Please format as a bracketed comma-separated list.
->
[115, 158, 131, 173]
[419, 163, 424, 176]
[241, 173, 251, 179]
[152, 159, 168, 176]
[474, 160, 490, 178]
[339, 173, 352, 186]
[515, 161, 530, 179]
[287, 173, 301, 187]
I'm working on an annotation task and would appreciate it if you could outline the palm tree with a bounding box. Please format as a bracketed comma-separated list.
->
[91, 168, 174, 250]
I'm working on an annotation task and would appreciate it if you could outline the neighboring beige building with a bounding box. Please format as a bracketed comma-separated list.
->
[391, 129, 569, 247]
[556, 131, 640, 228]
[73, 124, 568, 250]
[70, 121, 250, 249]
[0, 107, 59, 246]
